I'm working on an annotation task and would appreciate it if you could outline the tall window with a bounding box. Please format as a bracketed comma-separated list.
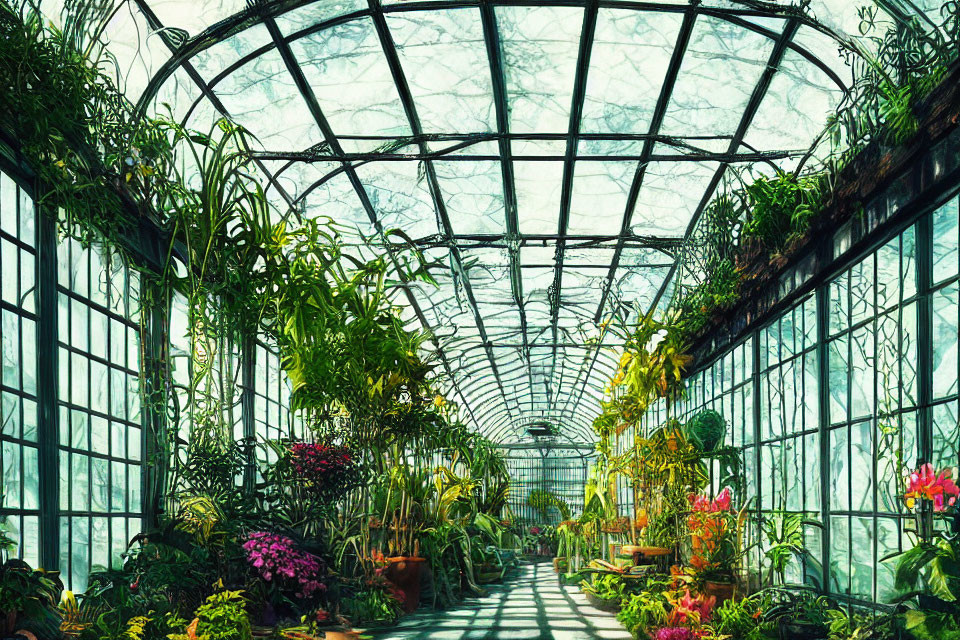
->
[826, 225, 918, 603]
[56, 237, 143, 590]
[0, 171, 39, 567]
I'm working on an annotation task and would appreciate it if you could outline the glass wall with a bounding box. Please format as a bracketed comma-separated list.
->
[669, 192, 959, 606]
[0, 168, 302, 590]
[0, 171, 39, 567]
[506, 452, 590, 524]
[57, 237, 144, 590]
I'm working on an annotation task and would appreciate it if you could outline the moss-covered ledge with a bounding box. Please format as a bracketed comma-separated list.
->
[687, 61, 960, 371]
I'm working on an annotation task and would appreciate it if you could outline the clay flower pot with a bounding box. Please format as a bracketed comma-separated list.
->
[703, 578, 736, 605]
[385, 556, 426, 613]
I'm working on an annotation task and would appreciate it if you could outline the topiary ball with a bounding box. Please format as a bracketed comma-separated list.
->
[685, 409, 726, 452]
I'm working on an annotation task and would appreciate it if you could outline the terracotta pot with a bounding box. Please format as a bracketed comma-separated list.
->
[552, 557, 567, 573]
[384, 556, 426, 613]
[703, 579, 736, 605]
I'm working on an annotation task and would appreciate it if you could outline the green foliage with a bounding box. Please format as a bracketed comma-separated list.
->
[339, 582, 404, 625]
[615, 576, 673, 639]
[581, 574, 639, 603]
[684, 410, 726, 452]
[900, 608, 960, 640]
[707, 592, 775, 640]
[740, 171, 826, 255]
[762, 512, 805, 587]
[166, 590, 252, 640]
[0, 559, 63, 637]
[891, 536, 960, 603]
[526, 489, 571, 522]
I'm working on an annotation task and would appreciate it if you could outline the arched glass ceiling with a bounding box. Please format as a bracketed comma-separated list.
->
[44, 0, 947, 444]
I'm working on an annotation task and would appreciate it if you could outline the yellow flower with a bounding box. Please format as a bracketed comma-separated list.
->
[619, 352, 632, 367]
[432, 395, 446, 408]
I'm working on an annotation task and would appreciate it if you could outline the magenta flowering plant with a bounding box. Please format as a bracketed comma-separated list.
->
[654, 627, 699, 640]
[242, 532, 326, 601]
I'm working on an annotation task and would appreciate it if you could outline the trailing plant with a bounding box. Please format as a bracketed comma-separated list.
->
[606, 312, 692, 424]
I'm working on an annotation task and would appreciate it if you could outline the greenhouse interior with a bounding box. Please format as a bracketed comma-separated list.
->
[2, 0, 960, 639]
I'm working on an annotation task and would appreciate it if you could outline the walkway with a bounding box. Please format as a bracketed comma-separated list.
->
[369, 561, 633, 640]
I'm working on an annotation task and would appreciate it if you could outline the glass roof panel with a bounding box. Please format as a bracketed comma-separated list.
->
[745, 49, 844, 154]
[631, 160, 720, 236]
[611, 266, 672, 311]
[154, 67, 205, 124]
[515, 160, 564, 234]
[98, 2, 172, 99]
[661, 15, 776, 137]
[567, 160, 634, 235]
[523, 267, 555, 297]
[212, 47, 324, 149]
[387, 9, 497, 134]
[496, 5, 584, 134]
[141, 0, 247, 37]
[433, 161, 505, 235]
[565, 246, 616, 266]
[191, 23, 273, 84]
[72, 0, 910, 443]
[580, 8, 682, 135]
[289, 18, 412, 152]
[275, 0, 367, 36]
[299, 168, 375, 234]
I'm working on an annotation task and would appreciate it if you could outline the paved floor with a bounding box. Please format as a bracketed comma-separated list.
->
[369, 561, 633, 640]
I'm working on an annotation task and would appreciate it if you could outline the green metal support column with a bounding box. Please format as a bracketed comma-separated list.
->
[915, 212, 934, 540]
[140, 278, 168, 529]
[816, 244, 832, 595]
[241, 334, 256, 492]
[751, 328, 762, 573]
[35, 203, 59, 570]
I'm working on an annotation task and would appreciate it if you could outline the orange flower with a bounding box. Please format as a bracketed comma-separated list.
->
[186, 618, 200, 640]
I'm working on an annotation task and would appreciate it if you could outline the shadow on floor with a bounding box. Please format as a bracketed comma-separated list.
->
[366, 562, 633, 640]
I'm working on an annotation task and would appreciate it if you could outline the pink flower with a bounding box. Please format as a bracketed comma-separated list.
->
[713, 488, 731, 512]
[243, 532, 326, 599]
[904, 464, 960, 511]
[689, 488, 733, 513]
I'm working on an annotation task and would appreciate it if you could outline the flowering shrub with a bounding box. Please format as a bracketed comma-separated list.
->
[687, 488, 740, 576]
[289, 443, 362, 501]
[904, 463, 959, 512]
[243, 532, 326, 600]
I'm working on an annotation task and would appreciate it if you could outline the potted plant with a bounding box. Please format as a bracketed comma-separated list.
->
[886, 463, 960, 613]
[764, 590, 832, 640]
[580, 574, 628, 613]
[686, 488, 749, 604]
